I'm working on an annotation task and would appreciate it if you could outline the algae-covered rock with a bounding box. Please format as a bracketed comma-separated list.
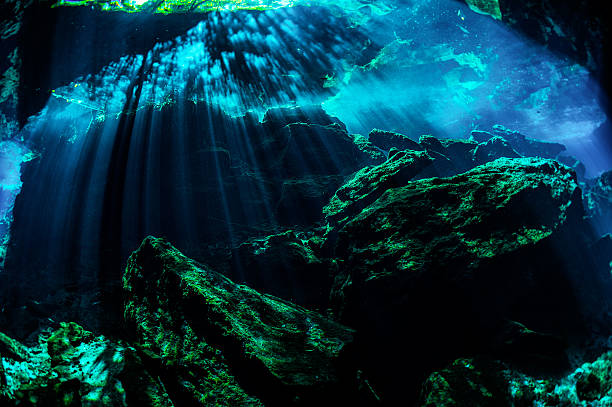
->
[349, 134, 386, 166]
[0, 323, 171, 406]
[368, 129, 423, 152]
[419, 357, 560, 407]
[584, 170, 612, 236]
[323, 150, 433, 225]
[420, 350, 612, 407]
[472, 136, 520, 165]
[123, 236, 355, 406]
[420, 358, 510, 407]
[0, 332, 28, 361]
[329, 157, 591, 402]
[470, 126, 566, 159]
[335, 157, 582, 285]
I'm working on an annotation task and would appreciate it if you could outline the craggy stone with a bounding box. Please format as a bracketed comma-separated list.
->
[471, 126, 566, 159]
[330, 157, 591, 402]
[0, 332, 27, 361]
[323, 150, 433, 225]
[419, 357, 559, 407]
[349, 134, 386, 166]
[473, 136, 521, 165]
[557, 155, 586, 180]
[584, 170, 612, 236]
[0, 323, 171, 406]
[419, 358, 510, 407]
[439, 138, 479, 172]
[123, 236, 355, 406]
[421, 350, 612, 407]
[368, 129, 423, 152]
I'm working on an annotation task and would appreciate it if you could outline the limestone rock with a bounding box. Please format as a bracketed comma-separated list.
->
[368, 129, 423, 152]
[123, 236, 355, 405]
[0, 323, 170, 406]
[420, 350, 612, 406]
[323, 150, 433, 225]
[329, 157, 591, 402]
[472, 136, 521, 165]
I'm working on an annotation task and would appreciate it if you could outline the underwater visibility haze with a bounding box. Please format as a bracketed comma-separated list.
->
[1, 0, 612, 405]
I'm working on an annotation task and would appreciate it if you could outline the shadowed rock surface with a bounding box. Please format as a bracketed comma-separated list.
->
[420, 350, 612, 407]
[123, 236, 356, 406]
[324, 157, 607, 402]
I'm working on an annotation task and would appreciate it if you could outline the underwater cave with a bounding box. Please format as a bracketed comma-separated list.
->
[1, 0, 612, 405]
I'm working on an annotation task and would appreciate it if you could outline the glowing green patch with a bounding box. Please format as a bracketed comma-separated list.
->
[52, 0, 296, 14]
[464, 0, 502, 21]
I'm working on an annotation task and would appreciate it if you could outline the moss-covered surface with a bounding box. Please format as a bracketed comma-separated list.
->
[323, 156, 592, 402]
[123, 236, 355, 405]
[464, 0, 502, 20]
[1, 323, 171, 406]
[333, 157, 581, 292]
[323, 149, 433, 225]
[52, 0, 292, 14]
[420, 351, 612, 407]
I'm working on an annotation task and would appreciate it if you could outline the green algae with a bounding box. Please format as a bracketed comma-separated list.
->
[1, 324, 173, 406]
[464, 0, 502, 21]
[123, 236, 354, 404]
[52, 0, 292, 14]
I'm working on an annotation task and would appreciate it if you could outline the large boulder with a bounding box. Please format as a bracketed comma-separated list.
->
[368, 129, 423, 152]
[328, 157, 602, 402]
[472, 136, 521, 165]
[123, 236, 357, 406]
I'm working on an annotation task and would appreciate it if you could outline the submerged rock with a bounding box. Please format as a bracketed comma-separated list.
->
[327, 157, 599, 402]
[229, 230, 334, 309]
[0, 322, 170, 406]
[368, 129, 423, 152]
[123, 236, 356, 405]
[420, 350, 612, 407]
[472, 136, 520, 165]
[323, 150, 433, 225]
[470, 126, 566, 159]
[419, 358, 511, 407]
[584, 170, 612, 236]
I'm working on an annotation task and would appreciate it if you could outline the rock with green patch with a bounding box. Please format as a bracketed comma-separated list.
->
[472, 136, 521, 165]
[329, 157, 594, 402]
[420, 358, 510, 407]
[124, 236, 356, 406]
[0, 323, 171, 406]
[368, 129, 423, 152]
[323, 149, 433, 225]
[421, 350, 612, 406]
[349, 134, 386, 166]
[470, 126, 566, 159]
